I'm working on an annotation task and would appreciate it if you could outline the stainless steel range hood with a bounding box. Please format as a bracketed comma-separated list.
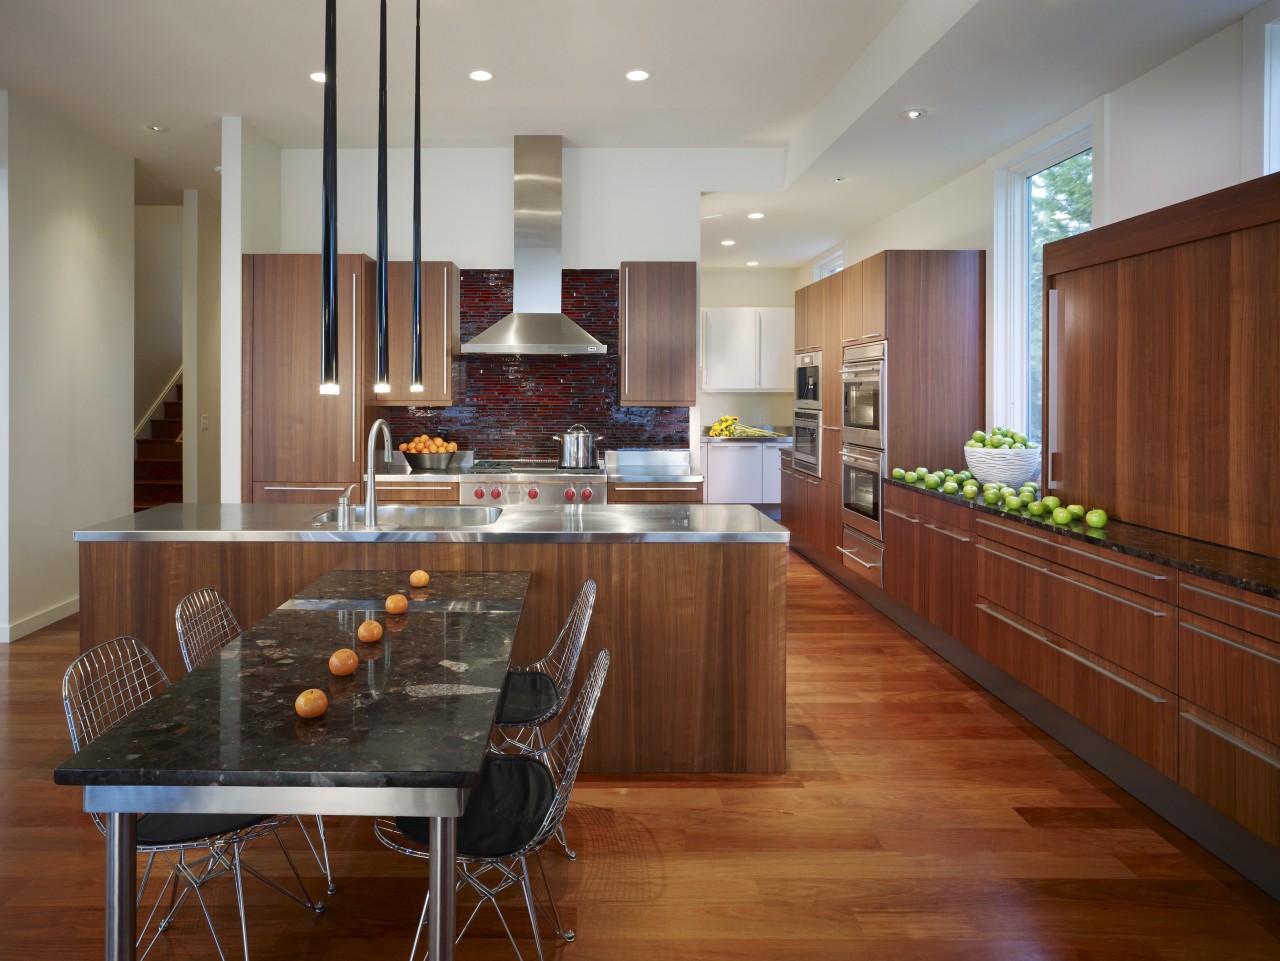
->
[462, 135, 606, 355]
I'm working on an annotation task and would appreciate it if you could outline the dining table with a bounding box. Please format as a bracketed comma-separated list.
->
[55, 568, 531, 961]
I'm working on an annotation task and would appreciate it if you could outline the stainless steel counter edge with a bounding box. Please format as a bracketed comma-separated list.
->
[607, 473, 705, 484]
[74, 503, 790, 544]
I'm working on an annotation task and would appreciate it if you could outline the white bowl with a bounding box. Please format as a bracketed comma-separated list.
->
[963, 446, 1042, 489]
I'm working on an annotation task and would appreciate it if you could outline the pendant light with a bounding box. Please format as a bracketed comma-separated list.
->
[319, 0, 340, 394]
[409, 0, 424, 392]
[373, 0, 390, 394]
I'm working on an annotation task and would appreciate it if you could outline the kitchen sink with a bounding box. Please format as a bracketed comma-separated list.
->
[311, 505, 503, 528]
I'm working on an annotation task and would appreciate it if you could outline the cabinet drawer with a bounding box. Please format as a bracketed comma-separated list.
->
[884, 483, 972, 531]
[607, 482, 704, 504]
[972, 516, 1174, 602]
[974, 602, 1176, 777]
[1179, 612, 1280, 744]
[1178, 571, 1280, 645]
[1178, 703, 1280, 847]
[977, 541, 1176, 688]
[252, 482, 353, 504]
[376, 483, 459, 503]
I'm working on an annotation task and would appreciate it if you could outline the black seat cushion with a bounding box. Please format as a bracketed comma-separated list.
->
[495, 670, 558, 726]
[136, 812, 268, 847]
[398, 755, 555, 860]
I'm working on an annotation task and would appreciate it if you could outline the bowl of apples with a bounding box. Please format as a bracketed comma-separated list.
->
[963, 427, 1042, 488]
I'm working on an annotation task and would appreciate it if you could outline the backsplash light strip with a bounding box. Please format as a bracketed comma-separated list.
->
[382, 269, 689, 459]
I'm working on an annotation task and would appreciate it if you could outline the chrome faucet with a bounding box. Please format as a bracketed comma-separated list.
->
[364, 419, 392, 527]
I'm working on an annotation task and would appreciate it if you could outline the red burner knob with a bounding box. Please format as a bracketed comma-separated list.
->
[473, 488, 486, 500]
[490, 488, 502, 500]
[564, 488, 576, 501]
[528, 488, 539, 500]
[581, 487, 593, 501]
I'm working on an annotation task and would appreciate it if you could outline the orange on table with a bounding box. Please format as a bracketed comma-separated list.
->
[328, 648, 359, 676]
[357, 619, 384, 643]
[385, 593, 409, 615]
[295, 688, 328, 718]
[409, 569, 430, 588]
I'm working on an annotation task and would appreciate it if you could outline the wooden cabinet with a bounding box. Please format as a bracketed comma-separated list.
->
[608, 482, 704, 504]
[793, 283, 820, 352]
[818, 271, 844, 424]
[780, 461, 823, 551]
[251, 482, 355, 504]
[1178, 703, 1280, 847]
[375, 482, 459, 503]
[619, 261, 696, 406]
[242, 254, 373, 500]
[380, 261, 459, 405]
[702, 307, 794, 391]
[882, 485, 975, 643]
[1043, 173, 1280, 558]
[860, 250, 886, 342]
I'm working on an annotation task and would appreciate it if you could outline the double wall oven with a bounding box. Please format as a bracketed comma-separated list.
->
[837, 342, 887, 587]
[792, 350, 822, 477]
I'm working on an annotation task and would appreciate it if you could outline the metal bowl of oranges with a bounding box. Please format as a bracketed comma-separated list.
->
[400, 435, 458, 471]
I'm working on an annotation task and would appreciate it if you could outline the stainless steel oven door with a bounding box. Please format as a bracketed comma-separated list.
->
[841, 445, 884, 539]
[792, 410, 821, 476]
[842, 361, 884, 448]
[794, 351, 822, 410]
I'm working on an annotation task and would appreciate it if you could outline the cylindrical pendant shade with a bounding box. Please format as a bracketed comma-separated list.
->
[373, 0, 390, 394]
[410, 0, 424, 392]
[319, 0, 340, 394]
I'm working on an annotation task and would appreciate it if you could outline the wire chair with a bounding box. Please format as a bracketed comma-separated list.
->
[375, 649, 611, 961]
[62, 635, 322, 961]
[176, 587, 337, 895]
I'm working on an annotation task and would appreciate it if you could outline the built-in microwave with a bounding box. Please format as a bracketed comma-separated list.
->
[841, 341, 885, 449]
[841, 444, 884, 540]
[795, 351, 822, 410]
[792, 409, 821, 476]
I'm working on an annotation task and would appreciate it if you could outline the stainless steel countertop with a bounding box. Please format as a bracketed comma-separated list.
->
[74, 503, 789, 544]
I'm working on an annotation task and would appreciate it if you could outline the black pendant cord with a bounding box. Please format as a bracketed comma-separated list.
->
[410, 0, 423, 391]
[320, 0, 339, 393]
[374, 0, 390, 392]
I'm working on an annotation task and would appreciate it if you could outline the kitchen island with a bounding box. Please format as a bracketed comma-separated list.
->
[75, 502, 788, 774]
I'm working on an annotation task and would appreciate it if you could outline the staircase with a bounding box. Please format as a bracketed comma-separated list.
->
[135, 385, 183, 511]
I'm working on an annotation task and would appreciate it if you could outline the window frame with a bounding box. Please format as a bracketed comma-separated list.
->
[991, 125, 1092, 439]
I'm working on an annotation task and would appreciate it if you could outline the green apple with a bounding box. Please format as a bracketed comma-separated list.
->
[983, 489, 1000, 505]
[1011, 443, 1026, 449]
[942, 468, 955, 477]
[943, 481, 959, 495]
[972, 431, 986, 443]
[891, 467, 906, 480]
[1051, 507, 1073, 525]
[1027, 500, 1045, 516]
[1013, 432, 1027, 445]
[904, 471, 918, 483]
[1041, 495, 1061, 511]
[965, 440, 980, 448]
[916, 467, 928, 477]
[1067, 504, 1086, 520]
[925, 474, 942, 490]
[1019, 491, 1035, 505]
[1085, 508, 1109, 528]
[1004, 494, 1024, 511]
[964, 486, 979, 500]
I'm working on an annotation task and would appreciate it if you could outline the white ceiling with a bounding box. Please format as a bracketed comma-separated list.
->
[0, 0, 1263, 269]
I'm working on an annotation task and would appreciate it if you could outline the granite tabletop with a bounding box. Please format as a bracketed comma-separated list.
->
[54, 570, 530, 789]
[885, 477, 1280, 599]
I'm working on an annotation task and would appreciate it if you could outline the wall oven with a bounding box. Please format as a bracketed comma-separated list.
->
[840, 444, 884, 540]
[792, 409, 821, 476]
[795, 351, 822, 410]
[841, 341, 885, 449]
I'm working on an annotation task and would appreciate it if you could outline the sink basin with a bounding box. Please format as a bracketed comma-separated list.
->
[311, 505, 503, 528]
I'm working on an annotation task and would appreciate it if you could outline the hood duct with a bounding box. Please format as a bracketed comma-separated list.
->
[462, 135, 607, 355]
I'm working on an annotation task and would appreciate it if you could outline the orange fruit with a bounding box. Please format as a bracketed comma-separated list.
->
[385, 593, 409, 615]
[357, 619, 384, 643]
[409, 570, 430, 588]
[328, 648, 359, 676]
[446, 442, 458, 452]
[294, 688, 328, 718]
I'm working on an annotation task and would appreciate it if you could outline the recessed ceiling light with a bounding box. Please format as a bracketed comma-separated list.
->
[469, 70, 493, 82]
[903, 108, 928, 120]
[746, 261, 759, 267]
[830, 176, 846, 183]
[626, 70, 649, 82]
[146, 124, 169, 133]
[720, 240, 736, 246]
[310, 72, 326, 83]
[747, 212, 764, 220]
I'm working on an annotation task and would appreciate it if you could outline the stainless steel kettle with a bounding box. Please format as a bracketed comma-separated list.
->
[552, 424, 602, 469]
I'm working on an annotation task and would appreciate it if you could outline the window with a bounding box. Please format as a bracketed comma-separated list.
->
[814, 249, 844, 280]
[992, 128, 1093, 443]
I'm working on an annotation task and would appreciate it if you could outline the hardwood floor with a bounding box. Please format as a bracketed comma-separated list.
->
[3, 551, 1278, 959]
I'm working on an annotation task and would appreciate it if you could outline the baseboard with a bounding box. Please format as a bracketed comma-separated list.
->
[1, 595, 78, 644]
[789, 543, 1280, 903]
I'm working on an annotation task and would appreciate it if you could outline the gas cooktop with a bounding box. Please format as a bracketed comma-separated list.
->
[470, 460, 602, 475]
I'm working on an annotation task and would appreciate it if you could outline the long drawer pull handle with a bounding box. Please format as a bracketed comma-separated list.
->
[925, 523, 971, 543]
[263, 486, 346, 492]
[377, 486, 454, 492]
[836, 546, 880, 569]
[976, 603, 1166, 704]
[1182, 583, 1280, 625]
[974, 517, 1167, 583]
[976, 543, 1167, 617]
[615, 486, 700, 492]
[1180, 712, 1280, 770]
[1181, 621, 1280, 668]
[884, 507, 919, 524]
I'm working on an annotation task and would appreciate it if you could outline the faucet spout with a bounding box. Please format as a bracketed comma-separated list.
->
[364, 419, 392, 527]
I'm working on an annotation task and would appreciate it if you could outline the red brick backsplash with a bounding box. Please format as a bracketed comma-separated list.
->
[380, 269, 690, 459]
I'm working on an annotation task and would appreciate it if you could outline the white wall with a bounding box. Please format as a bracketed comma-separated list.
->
[0, 93, 10, 640]
[135, 205, 183, 423]
[194, 190, 222, 504]
[4, 92, 134, 641]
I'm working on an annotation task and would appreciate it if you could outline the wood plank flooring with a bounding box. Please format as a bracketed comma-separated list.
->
[2, 551, 1277, 959]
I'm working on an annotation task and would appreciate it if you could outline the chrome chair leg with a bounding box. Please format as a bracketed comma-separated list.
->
[294, 814, 336, 895]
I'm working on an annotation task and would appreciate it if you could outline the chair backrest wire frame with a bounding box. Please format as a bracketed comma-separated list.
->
[522, 578, 596, 704]
[175, 587, 242, 672]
